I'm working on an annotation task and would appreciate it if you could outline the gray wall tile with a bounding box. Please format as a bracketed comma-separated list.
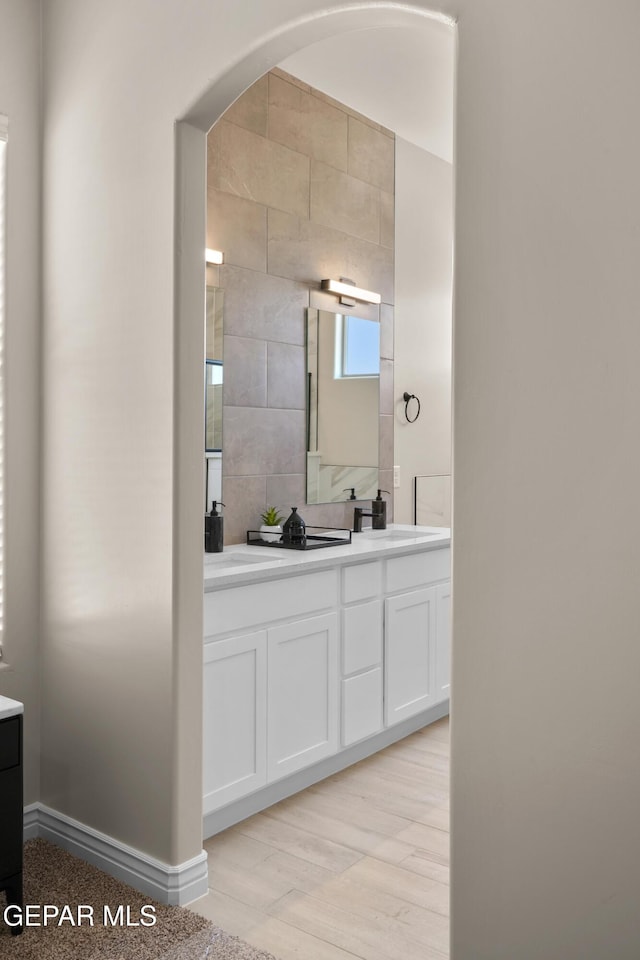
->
[268, 209, 394, 303]
[208, 120, 309, 219]
[266, 474, 306, 515]
[270, 67, 310, 93]
[221, 264, 308, 345]
[221, 475, 266, 544]
[348, 117, 395, 193]
[380, 358, 394, 416]
[310, 88, 381, 133]
[223, 74, 268, 136]
[310, 160, 380, 244]
[380, 303, 394, 360]
[223, 336, 267, 407]
[208, 70, 396, 527]
[378, 471, 394, 522]
[223, 406, 306, 476]
[380, 189, 394, 249]
[269, 74, 348, 171]
[379, 414, 393, 470]
[207, 188, 267, 272]
[267, 341, 306, 409]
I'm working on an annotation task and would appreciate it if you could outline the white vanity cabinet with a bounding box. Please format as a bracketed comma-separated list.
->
[203, 527, 451, 835]
[203, 631, 267, 811]
[267, 612, 339, 780]
[435, 581, 451, 701]
[202, 570, 339, 819]
[385, 587, 438, 724]
[384, 549, 451, 726]
[341, 561, 384, 746]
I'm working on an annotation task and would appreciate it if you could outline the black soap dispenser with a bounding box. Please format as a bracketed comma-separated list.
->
[372, 489, 389, 530]
[204, 501, 225, 553]
[282, 507, 306, 545]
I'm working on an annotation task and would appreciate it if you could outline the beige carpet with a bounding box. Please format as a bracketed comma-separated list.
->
[0, 839, 278, 960]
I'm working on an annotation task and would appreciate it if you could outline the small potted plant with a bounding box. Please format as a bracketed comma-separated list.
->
[260, 506, 284, 542]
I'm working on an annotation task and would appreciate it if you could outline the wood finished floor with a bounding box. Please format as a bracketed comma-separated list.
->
[192, 717, 450, 960]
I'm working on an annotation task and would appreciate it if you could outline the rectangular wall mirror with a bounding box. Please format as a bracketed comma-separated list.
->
[205, 285, 223, 507]
[306, 307, 380, 504]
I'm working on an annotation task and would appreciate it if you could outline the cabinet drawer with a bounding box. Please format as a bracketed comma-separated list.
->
[342, 669, 383, 746]
[342, 600, 382, 675]
[342, 561, 382, 604]
[0, 717, 20, 772]
[204, 569, 338, 637]
[385, 547, 450, 594]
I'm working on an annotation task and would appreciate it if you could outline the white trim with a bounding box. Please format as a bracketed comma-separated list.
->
[23, 802, 39, 841]
[22, 804, 209, 905]
[0, 114, 7, 140]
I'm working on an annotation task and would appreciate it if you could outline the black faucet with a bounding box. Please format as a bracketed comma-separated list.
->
[353, 492, 388, 532]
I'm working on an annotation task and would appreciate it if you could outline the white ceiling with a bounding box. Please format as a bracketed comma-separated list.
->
[279, 22, 455, 164]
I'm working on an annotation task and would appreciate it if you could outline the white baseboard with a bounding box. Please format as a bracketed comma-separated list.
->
[23, 802, 40, 841]
[22, 803, 208, 906]
[204, 700, 449, 838]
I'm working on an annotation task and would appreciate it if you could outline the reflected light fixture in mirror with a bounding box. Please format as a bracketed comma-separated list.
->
[206, 248, 224, 264]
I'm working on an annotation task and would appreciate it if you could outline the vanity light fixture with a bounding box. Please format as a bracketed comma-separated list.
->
[321, 277, 381, 306]
[205, 248, 224, 265]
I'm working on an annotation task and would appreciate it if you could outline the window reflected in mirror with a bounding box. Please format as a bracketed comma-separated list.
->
[205, 360, 223, 451]
[337, 314, 380, 378]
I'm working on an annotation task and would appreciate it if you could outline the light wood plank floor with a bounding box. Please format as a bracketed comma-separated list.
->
[192, 717, 450, 960]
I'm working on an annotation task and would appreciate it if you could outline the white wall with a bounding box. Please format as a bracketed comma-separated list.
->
[280, 23, 455, 162]
[452, 2, 640, 955]
[394, 138, 453, 524]
[31, 0, 640, 955]
[39, 0, 208, 865]
[0, 0, 41, 804]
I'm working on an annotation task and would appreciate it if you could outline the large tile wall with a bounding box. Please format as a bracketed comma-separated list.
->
[207, 68, 395, 543]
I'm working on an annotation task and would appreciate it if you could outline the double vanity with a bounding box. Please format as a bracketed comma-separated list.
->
[202, 524, 451, 838]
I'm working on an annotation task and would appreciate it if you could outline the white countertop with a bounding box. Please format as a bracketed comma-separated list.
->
[0, 695, 24, 720]
[204, 524, 450, 590]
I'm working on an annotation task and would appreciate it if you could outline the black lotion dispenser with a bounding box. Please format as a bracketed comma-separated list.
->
[372, 490, 390, 529]
[204, 501, 225, 553]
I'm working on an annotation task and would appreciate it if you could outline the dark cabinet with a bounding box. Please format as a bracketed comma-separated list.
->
[0, 713, 23, 936]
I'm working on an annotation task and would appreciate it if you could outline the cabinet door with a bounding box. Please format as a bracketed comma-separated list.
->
[203, 631, 267, 813]
[342, 668, 383, 746]
[435, 581, 451, 703]
[267, 613, 338, 781]
[0, 717, 22, 882]
[384, 588, 437, 725]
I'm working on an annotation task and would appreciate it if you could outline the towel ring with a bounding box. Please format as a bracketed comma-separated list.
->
[403, 391, 421, 423]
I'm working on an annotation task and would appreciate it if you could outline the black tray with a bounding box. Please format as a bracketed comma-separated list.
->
[246, 526, 352, 550]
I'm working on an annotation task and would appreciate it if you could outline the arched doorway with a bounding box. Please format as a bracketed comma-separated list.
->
[173, 2, 455, 947]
